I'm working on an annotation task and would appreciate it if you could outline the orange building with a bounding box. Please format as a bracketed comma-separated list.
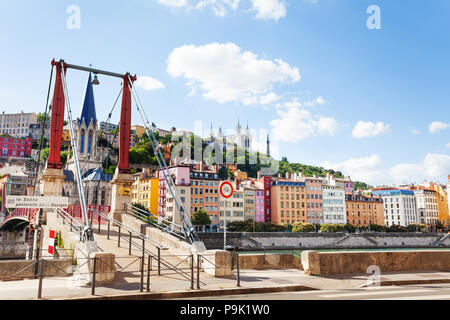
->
[189, 168, 220, 225]
[429, 181, 449, 227]
[345, 192, 384, 227]
[270, 179, 307, 225]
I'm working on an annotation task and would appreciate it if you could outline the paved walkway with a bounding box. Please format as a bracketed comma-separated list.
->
[2, 219, 449, 299]
[1, 267, 450, 300]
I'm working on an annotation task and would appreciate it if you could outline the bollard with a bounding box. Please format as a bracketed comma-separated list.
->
[196, 254, 201, 290]
[118, 226, 121, 247]
[128, 232, 132, 255]
[236, 253, 241, 287]
[140, 256, 144, 293]
[190, 254, 194, 290]
[37, 259, 45, 299]
[107, 220, 110, 240]
[147, 255, 151, 292]
[157, 248, 161, 276]
[98, 215, 101, 234]
[91, 256, 97, 296]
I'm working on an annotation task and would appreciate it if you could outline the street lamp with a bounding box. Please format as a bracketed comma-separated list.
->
[92, 74, 100, 85]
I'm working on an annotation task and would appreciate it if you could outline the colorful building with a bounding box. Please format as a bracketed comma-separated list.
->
[0, 136, 32, 158]
[131, 125, 146, 137]
[189, 165, 220, 225]
[429, 181, 449, 227]
[270, 178, 306, 225]
[132, 169, 159, 216]
[345, 192, 384, 227]
[255, 188, 265, 223]
[158, 165, 191, 225]
[305, 176, 324, 224]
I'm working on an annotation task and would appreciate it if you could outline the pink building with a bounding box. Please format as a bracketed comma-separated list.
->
[0, 136, 32, 158]
[255, 188, 265, 222]
[158, 165, 191, 218]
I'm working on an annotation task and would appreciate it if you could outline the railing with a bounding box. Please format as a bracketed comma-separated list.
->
[88, 208, 194, 284]
[54, 208, 84, 242]
[125, 203, 187, 241]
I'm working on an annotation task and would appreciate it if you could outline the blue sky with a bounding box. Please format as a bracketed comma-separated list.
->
[0, 0, 449, 186]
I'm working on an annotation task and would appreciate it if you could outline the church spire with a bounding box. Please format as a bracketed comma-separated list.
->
[79, 73, 97, 127]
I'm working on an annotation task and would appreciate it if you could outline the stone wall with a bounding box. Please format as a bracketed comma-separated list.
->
[238, 253, 303, 271]
[0, 231, 27, 259]
[199, 232, 450, 250]
[0, 258, 73, 279]
[301, 250, 450, 276]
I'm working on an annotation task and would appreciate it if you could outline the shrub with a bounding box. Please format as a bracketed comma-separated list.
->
[292, 223, 315, 233]
[320, 223, 346, 232]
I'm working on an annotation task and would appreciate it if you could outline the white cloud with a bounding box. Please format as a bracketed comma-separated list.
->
[157, 0, 189, 8]
[250, 0, 286, 21]
[259, 92, 280, 105]
[157, 0, 287, 20]
[136, 76, 165, 91]
[270, 107, 338, 143]
[275, 96, 325, 109]
[167, 42, 300, 104]
[429, 121, 450, 134]
[446, 143, 450, 149]
[321, 155, 389, 186]
[411, 129, 420, 135]
[390, 153, 450, 184]
[352, 121, 390, 139]
[322, 153, 450, 186]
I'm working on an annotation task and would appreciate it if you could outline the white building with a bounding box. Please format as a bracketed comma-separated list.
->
[322, 174, 346, 224]
[372, 189, 418, 227]
[0, 111, 37, 138]
[414, 187, 439, 226]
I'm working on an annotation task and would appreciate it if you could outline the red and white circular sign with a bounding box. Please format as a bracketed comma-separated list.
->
[219, 181, 234, 199]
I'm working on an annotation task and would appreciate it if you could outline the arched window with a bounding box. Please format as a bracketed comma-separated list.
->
[80, 129, 85, 154]
[93, 187, 98, 205]
[87, 130, 93, 154]
[101, 188, 106, 206]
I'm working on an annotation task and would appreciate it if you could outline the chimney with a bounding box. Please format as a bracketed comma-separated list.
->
[285, 172, 290, 179]
[236, 179, 241, 191]
[199, 161, 204, 172]
[278, 173, 282, 178]
[257, 171, 261, 180]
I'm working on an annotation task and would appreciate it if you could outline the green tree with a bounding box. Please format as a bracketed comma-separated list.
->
[218, 165, 229, 180]
[191, 209, 212, 226]
[292, 222, 315, 232]
[40, 148, 49, 162]
[37, 112, 50, 124]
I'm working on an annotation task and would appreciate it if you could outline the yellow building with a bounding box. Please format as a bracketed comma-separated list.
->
[131, 125, 146, 137]
[430, 182, 449, 227]
[62, 128, 71, 143]
[132, 170, 159, 215]
[234, 170, 248, 180]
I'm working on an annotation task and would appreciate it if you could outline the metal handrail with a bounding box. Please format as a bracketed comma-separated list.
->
[126, 204, 187, 240]
[88, 208, 165, 250]
[54, 208, 83, 237]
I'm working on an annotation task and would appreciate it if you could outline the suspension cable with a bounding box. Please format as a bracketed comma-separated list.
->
[60, 63, 94, 242]
[33, 64, 54, 195]
[127, 77, 197, 243]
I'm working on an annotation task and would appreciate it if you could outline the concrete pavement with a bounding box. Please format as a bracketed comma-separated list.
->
[181, 284, 450, 300]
